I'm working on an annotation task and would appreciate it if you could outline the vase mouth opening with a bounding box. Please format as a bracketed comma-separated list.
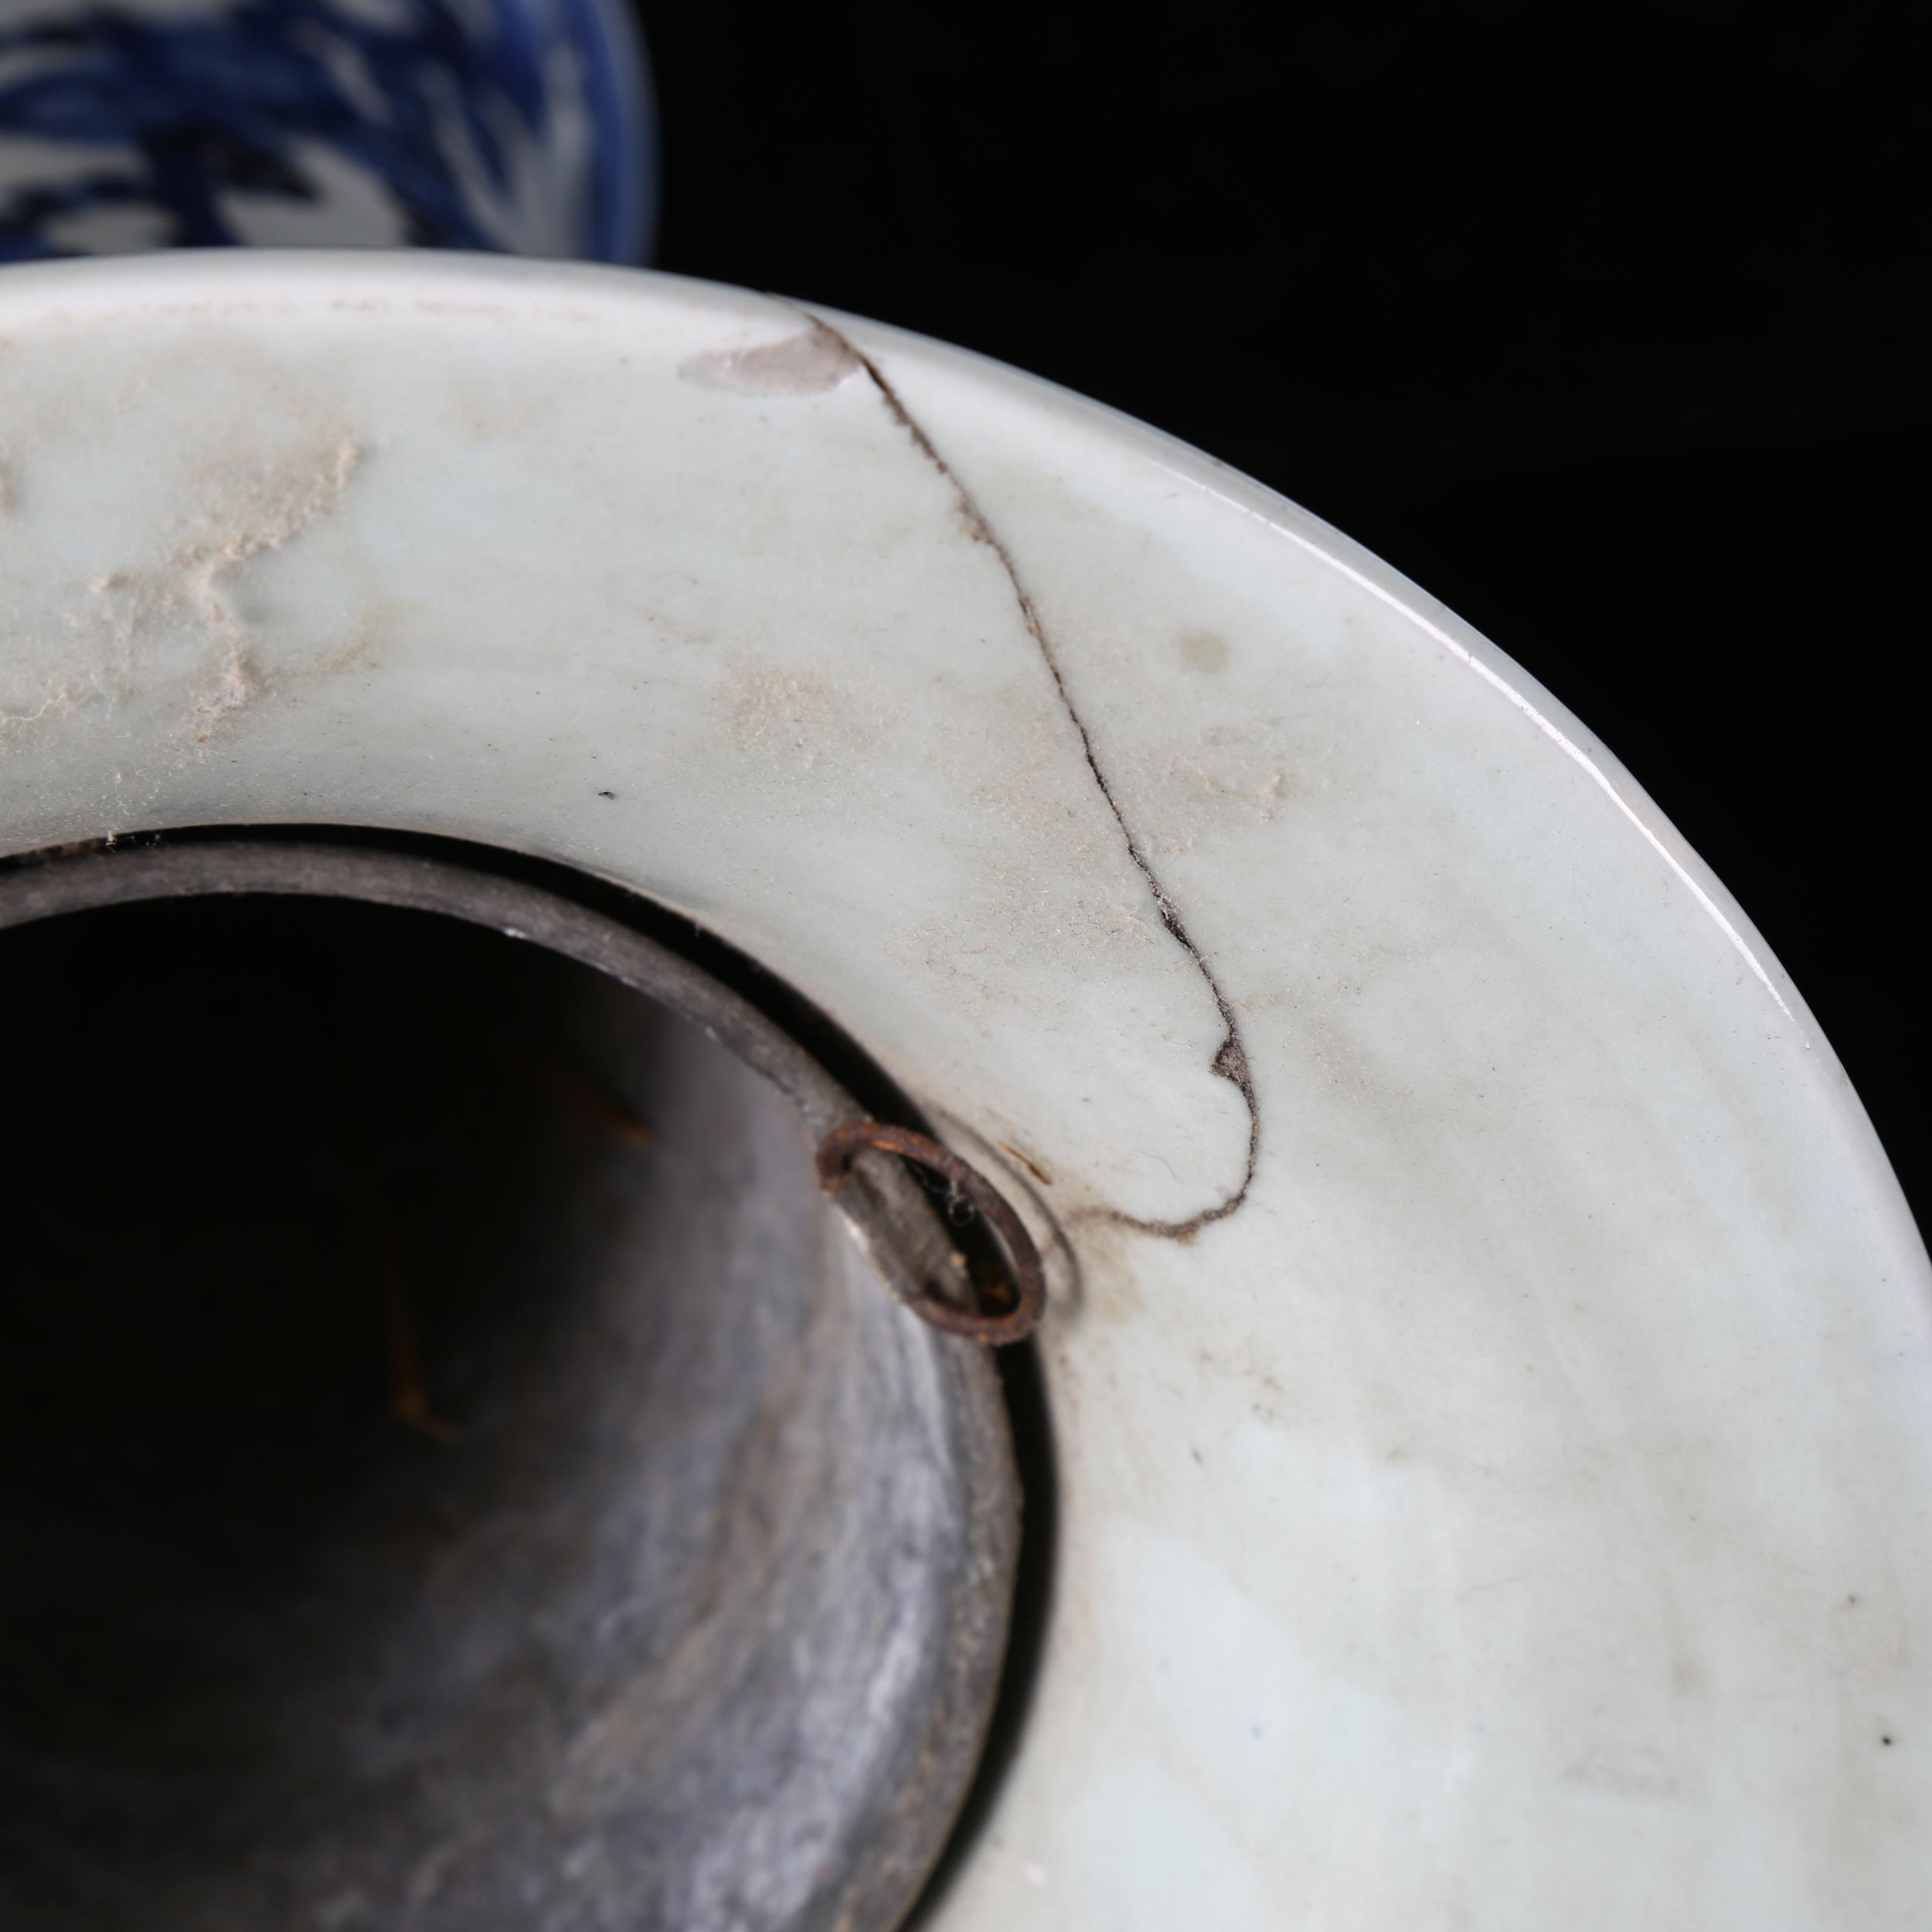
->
[0, 829, 1016, 1932]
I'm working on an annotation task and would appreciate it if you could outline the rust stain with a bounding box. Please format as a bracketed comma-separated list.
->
[818, 1122, 1046, 1345]
[998, 1141, 1055, 1188]
[377, 1225, 460, 1446]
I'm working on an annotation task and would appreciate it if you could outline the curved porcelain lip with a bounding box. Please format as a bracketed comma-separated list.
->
[0, 243, 1825, 1031]
[3, 250, 1928, 1930]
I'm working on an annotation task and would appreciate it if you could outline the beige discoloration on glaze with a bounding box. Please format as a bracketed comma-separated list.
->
[713, 661, 901, 774]
[680, 323, 861, 396]
[1, 405, 362, 749]
[1178, 628, 1230, 673]
[112, 434, 360, 736]
[2, 255, 1928, 1932]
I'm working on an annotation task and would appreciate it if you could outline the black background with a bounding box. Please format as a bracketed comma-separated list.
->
[638, 2, 1925, 1234]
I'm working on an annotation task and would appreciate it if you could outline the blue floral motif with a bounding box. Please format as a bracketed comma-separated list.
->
[0, 0, 653, 262]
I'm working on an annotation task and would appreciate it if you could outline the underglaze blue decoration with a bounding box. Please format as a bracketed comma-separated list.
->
[0, 0, 653, 262]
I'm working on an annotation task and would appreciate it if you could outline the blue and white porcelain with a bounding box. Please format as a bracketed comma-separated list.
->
[0, 0, 652, 260]
[5, 249, 1930, 1928]
[5, 0, 1930, 1909]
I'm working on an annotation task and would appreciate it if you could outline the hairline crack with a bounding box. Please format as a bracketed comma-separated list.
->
[792, 307, 1257, 1240]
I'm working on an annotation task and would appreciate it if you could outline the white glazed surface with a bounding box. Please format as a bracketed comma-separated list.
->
[2, 253, 1928, 1930]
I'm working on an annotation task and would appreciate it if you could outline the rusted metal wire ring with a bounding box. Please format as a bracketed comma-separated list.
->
[816, 1123, 1046, 1345]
